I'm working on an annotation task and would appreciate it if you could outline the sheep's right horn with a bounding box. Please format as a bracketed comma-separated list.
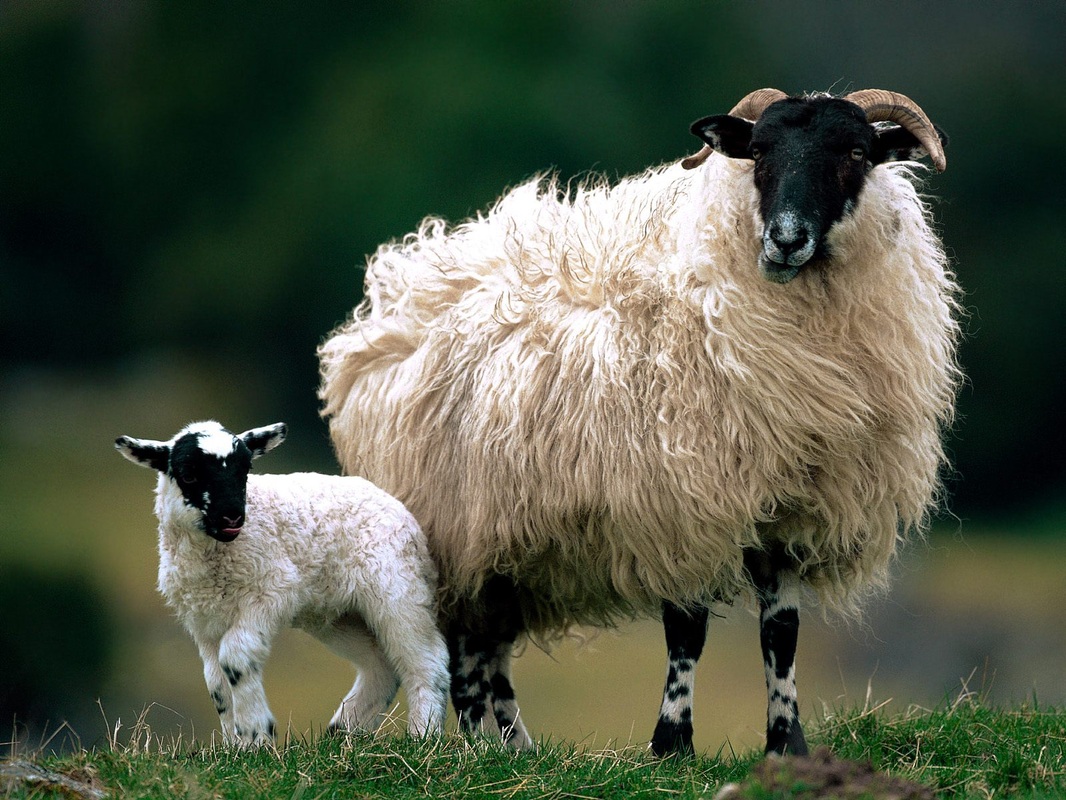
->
[682, 88, 787, 170]
[728, 88, 788, 121]
[844, 89, 947, 172]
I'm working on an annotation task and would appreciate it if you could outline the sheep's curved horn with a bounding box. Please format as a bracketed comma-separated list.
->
[728, 88, 788, 121]
[682, 88, 787, 170]
[844, 89, 946, 172]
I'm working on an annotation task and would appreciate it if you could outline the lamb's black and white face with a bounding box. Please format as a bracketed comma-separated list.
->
[691, 96, 946, 283]
[116, 421, 287, 542]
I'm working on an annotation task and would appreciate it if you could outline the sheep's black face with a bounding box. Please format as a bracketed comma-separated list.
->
[169, 430, 253, 542]
[747, 100, 874, 282]
[690, 96, 945, 283]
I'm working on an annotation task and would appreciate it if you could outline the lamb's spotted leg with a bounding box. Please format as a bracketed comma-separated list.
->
[195, 636, 235, 740]
[651, 601, 709, 757]
[751, 555, 808, 755]
[218, 622, 277, 747]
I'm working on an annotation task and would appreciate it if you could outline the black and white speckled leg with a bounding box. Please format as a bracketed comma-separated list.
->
[218, 622, 277, 746]
[488, 642, 532, 748]
[195, 636, 236, 740]
[650, 601, 709, 757]
[449, 575, 529, 746]
[449, 631, 493, 735]
[753, 562, 808, 756]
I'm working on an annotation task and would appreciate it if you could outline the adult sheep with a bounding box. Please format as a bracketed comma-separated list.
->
[318, 88, 961, 756]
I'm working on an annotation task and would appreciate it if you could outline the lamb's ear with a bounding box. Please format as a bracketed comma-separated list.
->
[690, 115, 755, 159]
[115, 436, 170, 472]
[239, 423, 287, 458]
[871, 123, 949, 167]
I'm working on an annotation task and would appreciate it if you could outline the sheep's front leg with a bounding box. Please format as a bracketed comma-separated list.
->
[651, 601, 709, 757]
[218, 624, 276, 746]
[750, 554, 808, 755]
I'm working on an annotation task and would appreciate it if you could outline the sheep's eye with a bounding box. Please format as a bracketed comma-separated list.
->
[180, 474, 197, 485]
[850, 148, 865, 162]
[750, 147, 762, 161]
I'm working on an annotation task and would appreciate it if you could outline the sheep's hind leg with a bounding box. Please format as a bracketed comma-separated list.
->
[487, 642, 532, 748]
[448, 630, 495, 737]
[449, 575, 528, 746]
[651, 601, 710, 757]
[748, 551, 808, 755]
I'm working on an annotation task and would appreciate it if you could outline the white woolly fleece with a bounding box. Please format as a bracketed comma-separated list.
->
[319, 153, 961, 633]
[153, 470, 449, 737]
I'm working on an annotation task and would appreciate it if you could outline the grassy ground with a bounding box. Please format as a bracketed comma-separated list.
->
[3, 700, 1063, 799]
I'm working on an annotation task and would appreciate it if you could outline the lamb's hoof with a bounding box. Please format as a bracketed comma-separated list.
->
[231, 720, 276, 748]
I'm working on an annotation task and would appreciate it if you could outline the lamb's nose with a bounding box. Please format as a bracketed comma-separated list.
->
[222, 515, 243, 529]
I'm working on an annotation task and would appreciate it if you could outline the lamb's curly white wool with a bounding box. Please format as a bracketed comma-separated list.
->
[116, 421, 449, 746]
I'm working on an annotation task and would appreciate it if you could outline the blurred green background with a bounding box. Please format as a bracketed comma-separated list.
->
[2, 1, 1064, 755]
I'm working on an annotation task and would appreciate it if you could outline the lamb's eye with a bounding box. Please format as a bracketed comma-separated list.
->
[180, 474, 197, 485]
[750, 147, 762, 161]
[850, 148, 865, 162]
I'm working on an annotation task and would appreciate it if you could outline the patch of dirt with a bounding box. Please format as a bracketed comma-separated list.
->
[0, 760, 109, 799]
[715, 746, 935, 799]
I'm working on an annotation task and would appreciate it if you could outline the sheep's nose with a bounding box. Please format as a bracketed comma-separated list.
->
[769, 225, 810, 261]
[222, 515, 244, 530]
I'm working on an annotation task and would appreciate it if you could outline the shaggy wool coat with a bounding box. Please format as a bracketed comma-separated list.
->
[319, 154, 961, 633]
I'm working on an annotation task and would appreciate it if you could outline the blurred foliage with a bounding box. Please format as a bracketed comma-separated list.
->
[0, 563, 114, 753]
[2, 0, 1064, 516]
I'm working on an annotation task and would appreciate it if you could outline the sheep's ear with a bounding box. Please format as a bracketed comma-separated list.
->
[690, 114, 755, 160]
[871, 123, 949, 167]
[239, 423, 287, 458]
[115, 436, 170, 472]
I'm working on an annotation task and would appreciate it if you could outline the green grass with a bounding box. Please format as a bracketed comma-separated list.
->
[817, 696, 1066, 799]
[3, 700, 1064, 799]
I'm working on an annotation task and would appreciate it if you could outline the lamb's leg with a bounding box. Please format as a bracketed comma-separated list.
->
[315, 617, 400, 734]
[651, 601, 710, 756]
[487, 642, 532, 748]
[749, 553, 808, 755]
[194, 635, 235, 740]
[218, 623, 276, 747]
[363, 604, 449, 737]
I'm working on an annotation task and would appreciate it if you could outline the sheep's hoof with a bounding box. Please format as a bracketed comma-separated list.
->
[766, 720, 808, 756]
[649, 720, 695, 758]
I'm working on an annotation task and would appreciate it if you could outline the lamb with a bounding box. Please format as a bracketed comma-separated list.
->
[115, 420, 449, 745]
[318, 88, 962, 756]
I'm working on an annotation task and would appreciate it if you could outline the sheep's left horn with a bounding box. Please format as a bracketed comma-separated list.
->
[844, 89, 946, 172]
[682, 88, 788, 170]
